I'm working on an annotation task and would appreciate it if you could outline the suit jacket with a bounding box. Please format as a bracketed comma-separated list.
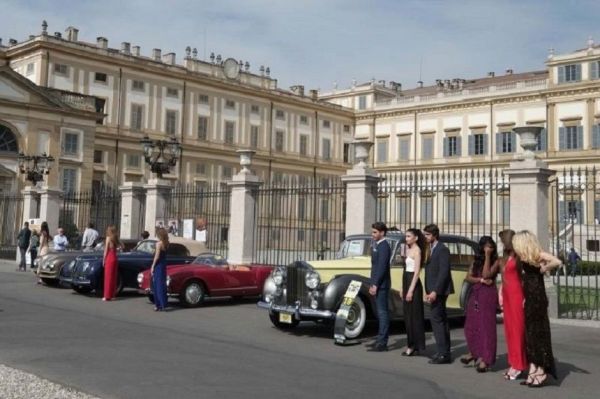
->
[17, 228, 31, 249]
[370, 239, 392, 290]
[424, 241, 454, 296]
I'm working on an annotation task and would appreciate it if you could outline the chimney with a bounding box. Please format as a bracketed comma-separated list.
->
[97, 37, 108, 49]
[290, 85, 305, 96]
[487, 71, 495, 77]
[65, 26, 78, 41]
[417, 80, 423, 88]
[132, 46, 140, 56]
[162, 52, 176, 65]
[309, 89, 319, 100]
[153, 48, 162, 61]
[121, 42, 131, 54]
[505, 68, 513, 75]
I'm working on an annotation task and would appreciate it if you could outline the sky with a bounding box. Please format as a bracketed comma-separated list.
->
[1, 0, 600, 91]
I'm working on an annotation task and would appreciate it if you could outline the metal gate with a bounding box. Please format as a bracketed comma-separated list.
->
[0, 192, 24, 259]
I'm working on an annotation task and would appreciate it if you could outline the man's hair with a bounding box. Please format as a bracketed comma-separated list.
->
[371, 222, 388, 235]
[24, 222, 29, 227]
[423, 224, 440, 238]
[88, 222, 94, 228]
[141, 231, 150, 239]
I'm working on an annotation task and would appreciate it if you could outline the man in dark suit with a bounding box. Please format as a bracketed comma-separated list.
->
[16, 221, 31, 271]
[423, 224, 454, 364]
[368, 222, 392, 352]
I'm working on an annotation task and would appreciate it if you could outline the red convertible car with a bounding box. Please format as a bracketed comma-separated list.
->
[137, 253, 273, 307]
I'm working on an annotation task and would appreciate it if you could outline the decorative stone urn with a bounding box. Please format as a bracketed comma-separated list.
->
[513, 126, 543, 160]
[352, 140, 373, 169]
[236, 149, 256, 174]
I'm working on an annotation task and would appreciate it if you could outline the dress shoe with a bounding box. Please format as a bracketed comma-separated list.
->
[367, 344, 388, 352]
[429, 355, 451, 364]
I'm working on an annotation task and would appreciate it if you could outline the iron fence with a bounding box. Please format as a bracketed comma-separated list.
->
[550, 167, 600, 320]
[0, 192, 24, 259]
[252, 177, 346, 266]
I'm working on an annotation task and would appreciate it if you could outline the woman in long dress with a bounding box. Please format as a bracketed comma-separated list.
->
[498, 229, 528, 380]
[461, 236, 499, 372]
[150, 227, 169, 311]
[36, 222, 50, 284]
[102, 225, 120, 301]
[401, 228, 426, 356]
[512, 230, 561, 388]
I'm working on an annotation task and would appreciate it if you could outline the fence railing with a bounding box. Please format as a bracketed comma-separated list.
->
[252, 178, 346, 266]
[0, 193, 24, 259]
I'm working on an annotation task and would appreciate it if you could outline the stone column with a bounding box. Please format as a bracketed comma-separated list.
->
[21, 186, 40, 224]
[119, 182, 145, 239]
[341, 141, 380, 237]
[39, 187, 62, 232]
[143, 179, 172, 238]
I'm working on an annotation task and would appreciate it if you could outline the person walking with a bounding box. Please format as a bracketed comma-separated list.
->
[401, 228, 426, 356]
[567, 248, 581, 277]
[368, 222, 392, 352]
[512, 230, 561, 388]
[423, 224, 453, 364]
[461, 236, 500, 372]
[16, 222, 31, 271]
[28, 230, 39, 269]
[498, 229, 528, 381]
[36, 222, 51, 284]
[102, 225, 121, 301]
[81, 222, 99, 251]
[53, 228, 68, 252]
[150, 227, 170, 311]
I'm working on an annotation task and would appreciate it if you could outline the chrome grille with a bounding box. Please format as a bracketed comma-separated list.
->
[286, 265, 308, 306]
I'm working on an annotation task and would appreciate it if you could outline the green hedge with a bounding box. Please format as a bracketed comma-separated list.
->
[554, 261, 600, 276]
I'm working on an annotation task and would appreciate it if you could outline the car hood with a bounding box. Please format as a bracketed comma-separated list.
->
[303, 256, 371, 284]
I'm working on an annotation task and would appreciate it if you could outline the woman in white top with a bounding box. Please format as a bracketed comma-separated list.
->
[402, 228, 427, 356]
[36, 221, 51, 284]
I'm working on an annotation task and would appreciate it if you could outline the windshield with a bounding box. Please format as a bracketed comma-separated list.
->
[134, 240, 156, 255]
[192, 253, 228, 267]
[336, 237, 399, 259]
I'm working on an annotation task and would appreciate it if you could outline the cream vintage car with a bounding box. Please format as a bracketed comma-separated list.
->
[258, 232, 477, 339]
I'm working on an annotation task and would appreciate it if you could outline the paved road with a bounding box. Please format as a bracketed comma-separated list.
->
[0, 264, 598, 399]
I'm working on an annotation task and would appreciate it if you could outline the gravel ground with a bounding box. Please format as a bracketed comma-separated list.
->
[0, 365, 101, 399]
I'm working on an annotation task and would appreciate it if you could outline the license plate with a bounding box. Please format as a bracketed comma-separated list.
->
[279, 313, 293, 324]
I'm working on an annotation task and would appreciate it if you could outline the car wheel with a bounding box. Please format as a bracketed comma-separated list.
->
[72, 285, 92, 294]
[343, 295, 367, 339]
[41, 278, 59, 287]
[180, 281, 205, 307]
[268, 312, 300, 330]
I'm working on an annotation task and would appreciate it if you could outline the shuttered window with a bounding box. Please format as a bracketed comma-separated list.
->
[224, 121, 235, 144]
[299, 135, 308, 155]
[197, 116, 208, 140]
[496, 131, 516, 154]
[275, 131, 284, 152]
[250, 125, 259, 148]
[591, 61, 600, 80]
[322, 138, 331, 160]
[422, 137, 434, 160]
[398, 138, 410, 161]
[165, 110, 177, 135]
[468, 133, 488, 155]
[130, 104, 143, 131]
[558, 64, 582, 83]
[558, 126, 583, 150]
[420, 196, 433, 223]
[377, 139, 388, 163]
[535, 128, 547, 151]
[62, 168, 77, 192]
[443, 136, 461, 157]
[446, 195, 460, 224]
[592, 125, 600, 149]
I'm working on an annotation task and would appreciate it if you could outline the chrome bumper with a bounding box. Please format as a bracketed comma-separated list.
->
[257, 301, 336, 319]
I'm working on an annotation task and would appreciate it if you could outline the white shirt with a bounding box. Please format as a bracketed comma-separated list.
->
[53, 235, 68, 251]
[81, 228, 99, 249]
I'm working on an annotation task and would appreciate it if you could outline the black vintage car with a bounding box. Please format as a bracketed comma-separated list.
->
[61, 239, 195, 297]
[258, 232, 478, 339]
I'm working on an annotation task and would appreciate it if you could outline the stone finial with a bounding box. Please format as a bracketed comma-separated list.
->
[265, 67, 270, 77]
[351, 79, 357, 88]
[239, 59, 243, 71]
[210, 52, 215, 63]
[547, 47, 554, 60]
[244, 61, 250, 71]
[192, 48, 198, 59]
[185, 46, 191, 58]
[216, 54, 222, 64]
[236, 150, 256, 175]
[41, 20, 48, 35]
[333, 81, 338, 90]
[588, 36, 594, 50]
[259, 65, 265, 76]
[352, 140, 374, 169]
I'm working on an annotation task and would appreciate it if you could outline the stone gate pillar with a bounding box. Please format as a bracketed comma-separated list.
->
[39, 186, 62, 232]
[143, 179, 171, 238]
[119, 182, 145, 240]
[22, 186, 40, 224]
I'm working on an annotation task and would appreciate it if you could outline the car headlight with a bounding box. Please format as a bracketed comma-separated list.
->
[305, 271, 320, 289]
[45, 261, 55, 270]
[166, 276, 171, 287]
[272, 267, 285, 286]
[137, 273, 144, 285]
[82, 262, 90, 273]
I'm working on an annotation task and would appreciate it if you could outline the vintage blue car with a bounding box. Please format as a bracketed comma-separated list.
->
[61, 239, 195, 297]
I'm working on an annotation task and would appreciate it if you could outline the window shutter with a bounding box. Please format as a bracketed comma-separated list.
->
[496, 132, 502, 153]
[558, 66, 566, 83]
[595, 200, 600, 221]
[456, 136, 462, 156]
[593, 125, 600, 149]
[482, 133, 488, 155]
[577, 125, 583, 149]
[510, 132, 516, 153]
[468, 135, 474, 155]
[443, 137, 448, 157]
[591, 61, 599, 80]
[576, 64, 582, 81]
[540, 128, 547, 151]
[558, 127, 566, 150]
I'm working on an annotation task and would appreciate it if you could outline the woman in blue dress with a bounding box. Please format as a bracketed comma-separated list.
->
[150, 227, 169, 311]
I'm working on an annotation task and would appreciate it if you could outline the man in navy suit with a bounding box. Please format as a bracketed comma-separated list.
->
[368, 222, 392, 352]
[423, 224, 454, 364]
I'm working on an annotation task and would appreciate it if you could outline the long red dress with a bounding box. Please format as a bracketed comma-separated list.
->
[501, 256, 528, 371]
[103, 244, 118, 300]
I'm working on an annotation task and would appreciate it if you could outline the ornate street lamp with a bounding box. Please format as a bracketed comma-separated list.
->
[17, 152, 54, 184]
[140, 136, 181, 178]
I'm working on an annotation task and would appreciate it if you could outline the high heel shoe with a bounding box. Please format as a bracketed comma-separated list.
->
[529, 373, 549, 388]
[476, 363, 489, 373]
[460, 355, 476, 365]
[503, 369, 521, 380]
[402, 349, 418, 357]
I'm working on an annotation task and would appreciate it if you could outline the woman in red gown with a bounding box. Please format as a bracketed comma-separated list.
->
[102, 225, 120, 301]
[498, 230, 528, 380]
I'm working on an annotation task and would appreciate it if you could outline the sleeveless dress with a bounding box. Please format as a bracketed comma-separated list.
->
[464, 262, 498, 365]
[402, 256, 426, 351]
[501, 256, 528, 371]
[37, 233, 50, 277]
[151, 248, 168, 310]
[522, 261, 557, 378]
[103, 243, 118, 300]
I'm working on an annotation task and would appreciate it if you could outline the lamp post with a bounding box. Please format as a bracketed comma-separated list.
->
[17, 152, 54, 184]
[140, 136, 182, 178]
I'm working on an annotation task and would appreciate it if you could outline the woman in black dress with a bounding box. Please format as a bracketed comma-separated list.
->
[512, 230, 561, 388]
[401, 228, 426, 356]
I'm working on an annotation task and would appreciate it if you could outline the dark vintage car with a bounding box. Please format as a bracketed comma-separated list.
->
[61, 240, 195, 296]
[258, 232, 478, 339]
[137, 253, 273, 307]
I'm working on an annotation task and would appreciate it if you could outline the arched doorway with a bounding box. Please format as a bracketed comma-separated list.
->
[0, 123, 19, 193]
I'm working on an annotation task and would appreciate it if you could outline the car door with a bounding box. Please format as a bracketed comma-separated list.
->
[223, 266, 256, 295]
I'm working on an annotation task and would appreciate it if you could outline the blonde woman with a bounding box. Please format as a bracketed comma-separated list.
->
[150, 228, 169, 311]
[512, 231, 561, 388]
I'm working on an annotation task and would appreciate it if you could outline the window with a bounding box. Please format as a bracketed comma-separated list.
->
[444, 136, 461, 157]
[251, 104, 260, 114]
[62, 168, 77, 192]
[250, 125, 259, 148]
[54, 63, 68, 75]
[127, 154, 141, 168]
[298, 229, 305, 242]
[420, 196, 433, 223]
[592, 125, 600, 149]
[275, 110, 285, 120]
[446, 195, 460, 224]
[165, 110, 177, 135]
[63, 132, 79, 155]
[224, 121, 235, 144]
[591, 61, 600, 80]
[499, 194, 510, 226]
[225, 99, 235, 109]
[559, 126, 583, 150]
[197, 116, 208, 140]
[321, 198, 329, 219]
[195, 163, 206, 175]
[558, 64, 582, 83]
[166, 87, 179, 98]
[535, 128, 547, 151]
[398, 138, 410, 161]
[198, 94, 209, 104]
[299, 135, 308, 156]
[396, 197, 410, 222]
[496, 131, 516, 154]
[377, 139, 388, 163]
[343, 143, 351, 163]
[94, 72, 107, 83]
[343, 125, 351, 133]
[472, 195, 485, 225]
[222, 166, 233, 179]
[298, 197, 306, 220]
[299, 115, 309, 125]
[422, 136, 434, 160]
[322, 138, 331, 160]
[93, 150, 103, 164]
[358, 95, 367, 110]
[130, 104, 143, 131]
[469, 133, 487, 155]
[322, 120, 331, 129]
[275, 130, 284, 152]
[26, 63, 34, 75]
[132, 80, 145, 91]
